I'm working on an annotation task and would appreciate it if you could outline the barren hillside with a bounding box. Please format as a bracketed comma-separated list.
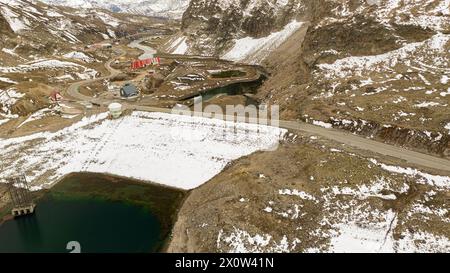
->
[0, 0, 163, 132]
[167, 0, 450, 156]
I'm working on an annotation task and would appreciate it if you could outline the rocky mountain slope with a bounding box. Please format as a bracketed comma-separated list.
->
[0, 0, 158, 56]
[178, 0, 449, 58]
[39, 0, 190, 19]
[167, 1, 450, 253]
[0, 0, 161, 129]
[163, 0, 307, 57]
[172, 0, 450, 157]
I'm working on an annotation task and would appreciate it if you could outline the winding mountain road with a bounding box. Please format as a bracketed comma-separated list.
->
[67, 48, 125, 103]
[128, 37, 157, 60]
[65, 36, 450, 173]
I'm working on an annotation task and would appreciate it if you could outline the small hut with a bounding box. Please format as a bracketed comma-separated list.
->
[120, 83, 139, 98]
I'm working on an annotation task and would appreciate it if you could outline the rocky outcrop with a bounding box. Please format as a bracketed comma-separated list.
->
[180, 0, 315, 56]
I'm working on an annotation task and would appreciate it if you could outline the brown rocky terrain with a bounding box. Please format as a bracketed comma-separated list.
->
[0, 0, 166, 134]
[173, 0, 450, 157]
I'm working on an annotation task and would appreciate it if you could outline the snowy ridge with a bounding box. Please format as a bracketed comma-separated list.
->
[39, 0, 190, 19]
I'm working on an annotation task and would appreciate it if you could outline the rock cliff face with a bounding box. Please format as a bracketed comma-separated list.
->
[180, 0, 316, 56]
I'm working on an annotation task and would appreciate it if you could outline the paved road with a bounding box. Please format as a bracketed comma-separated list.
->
[67, 49, 124, 102]
[65, 36, 450, 173]
[128, 37, 157, 60]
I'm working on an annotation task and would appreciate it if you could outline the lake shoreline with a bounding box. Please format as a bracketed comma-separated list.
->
[0, 172, 187, 253]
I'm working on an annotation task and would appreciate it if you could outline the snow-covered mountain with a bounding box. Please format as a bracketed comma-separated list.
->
[39, 0, 190, 19]
[0, 0, 156, 45]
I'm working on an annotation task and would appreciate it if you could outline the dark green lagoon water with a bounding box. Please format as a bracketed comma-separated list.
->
[0, 173, 186, 253]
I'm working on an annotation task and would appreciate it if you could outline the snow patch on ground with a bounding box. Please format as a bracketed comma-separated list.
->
[329, 177, 401, 200]
[0, 5, 29, 33]
[95, 11, 121, 27]
[312, 120, 333, 129]
[330, 219, 395, 253]
[0, 76, 17, 84]
[17, 108, 53, 128]
[0, 111, 286, 190]
[396, 230, 450, 253]
[0, 59, 80, 73]
[279, 189, 318, 202]
[318, 33, 450, 79]
[168, 36, 189, 55]
[0, 118, 9, 126]
[0, 59, 97, 80]
[414, 101, 446, 108]
[222, 21, 304, 64]
[63, 51, 94, 63]
[369, 159, 450, 189]
[217, 227, 294, 253]
[172, 37, 188, 55]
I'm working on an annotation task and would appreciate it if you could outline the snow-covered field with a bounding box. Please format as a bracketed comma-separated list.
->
[0, 111, 286, 190]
